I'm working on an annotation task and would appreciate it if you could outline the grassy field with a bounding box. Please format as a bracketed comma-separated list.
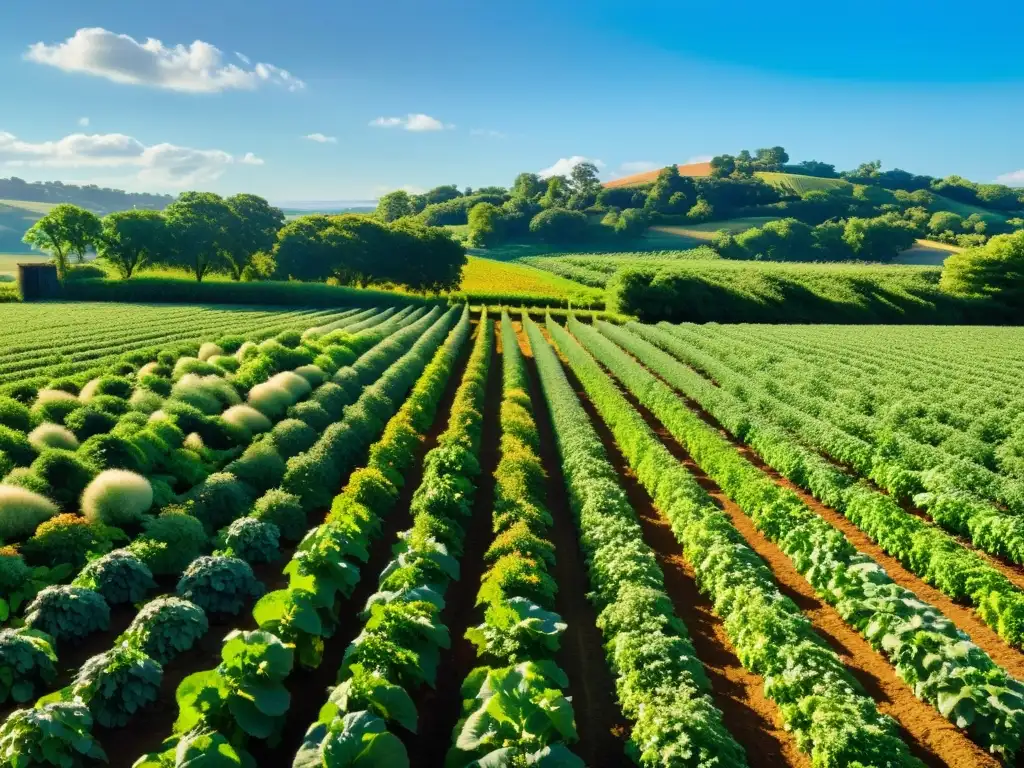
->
[754, 171, 851, 195]
[650, 216, 781, 244]
[0, 251, 50, 277]
[893, 238, 963, 265]
[455, 255, 602, 304]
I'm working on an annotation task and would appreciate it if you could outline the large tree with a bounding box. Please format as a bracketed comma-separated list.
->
[568, 162, 602, 209]
[97, 210, 167, 278]
[22, 204, 101, 278]
[273, 215, 353, 282]
[511, 173, 546, 201]
[375, 191, 415, 222]
[223, 194, 284, 280]
[163, 191, 233, 282]
[467, 202, 504, 248]
[941, 230, 1024, 307]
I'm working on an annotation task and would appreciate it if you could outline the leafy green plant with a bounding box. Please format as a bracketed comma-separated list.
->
[447, 662, 582, 768]
[465, 598, 566, 663]
[73, 549, 156, 605]
[294, 710, 409, 767]
[220, 517, 280, 564]
[24, 584, 110, 643]
[176, 555, 264, 616]
[70, 642, 162, 728]
[0, 485, 58, 542]
[0, 628, 57, 705]
[139, 509, 208, 576]
[123, 596, 208, 665]
[174, 629, 294, 743]
[250, 489, 307, 542]
[0, 701, 106, 767]
[23, 513, 110, 569]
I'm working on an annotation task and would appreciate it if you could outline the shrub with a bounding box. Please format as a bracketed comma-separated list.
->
[220, 517, 280, 564]
[185, 473, 253, 533]
[30, 449, 97, 507]
[173, 357, 221, 380]
[33, 388, 79, 409]
[288, 400, 332, 431]
[529, 208, 588, 243]
[0, 486, 58, 542]
[293, 364, 326, 388]
[27, 424, 79, 453]
[225, 442, 286, 492]
[221, 405, 272, 441]
[5, 384, 37, 405]
[71, 644, 162, 729]
[176, 555, 263, 616]
[269, 418, 318, 458]
[138, 374, 172, 397]
[112, 412, 148, 439]
[128, 389, 164, 415]
[30, 396, 82, 426]
[0, 426, 34, 466]
[1, 469, 51, 497]
[162, 447, 208, 488]
[138, 362, 170, 379]
[247, 380, 293, 419]
[122, 596, 208, 664]
[311, 382, 347, 419]
[269, 371, 312, 401]
[46, 378, 80, 396]
[138, 510, 208, 576]
[74, 549, 155, 605]
[235, 341, 259, 360]
[87, 395, 129, 418]
[275, 330, 302, 348]
[172, 374, 241, 415]
[250, 489, 306, 542]
[148, 417, 185, 449]
[80, 470, 153, 527]
[0, 548, 30, 595]
[64, 407, 118, 441]
[0, 628, 57, 704]
[0, 701, 106, 766]
[23, 513, 108, 569]
[198, 342, 225, 362]
[80, 376, 132, 402]
[24, 585, 110, 642]
[78, 434, 146, 473]
[209, 355, 240, 373]
[0, 398, 31, 432]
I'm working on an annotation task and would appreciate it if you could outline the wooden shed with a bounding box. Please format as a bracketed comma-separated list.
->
[17, 263, 60, 300]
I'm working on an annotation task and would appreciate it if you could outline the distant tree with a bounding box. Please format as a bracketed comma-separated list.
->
[843, 160, 882, 180]
[790, 160, 838, 178]
[467, 203, 504, 247]
[687, 197, 714, 223]
[375, 190, 415, 222]
[388, 219, 466, 292]
[97, 210, 167, 278]
[473, 186, 508, 197]
[568, 162, 602, 209]
[613, 207, 650, 237]
[709, 155, 736, 178]
[511, 173, 546, 201]
[644, 165, 693, 213]
[539, 177, 569, 209]
[22, 204, 101, 278]
[754, 146, 789, 170]
[500, 196, 541, 239]
[163, 192, 233, 282]
[223, 194, 284, 281]
[529, 208, 588, 243]
[273, 215, 349, 282]
[928, 211, 964, 237]
[941, 230, 1024, 306]
[842, 214, 917, 262]
[422, 185, 462, 206]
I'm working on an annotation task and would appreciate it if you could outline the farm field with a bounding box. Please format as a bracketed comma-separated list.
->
[454, 254, 603, 306]
[0, 303, 1021, 767]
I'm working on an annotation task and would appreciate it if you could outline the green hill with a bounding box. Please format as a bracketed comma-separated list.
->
[754, 172, 851, 195]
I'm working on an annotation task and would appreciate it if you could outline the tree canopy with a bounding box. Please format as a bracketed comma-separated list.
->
[941, 230, 1024, 307]
[22, 204, 102, 278]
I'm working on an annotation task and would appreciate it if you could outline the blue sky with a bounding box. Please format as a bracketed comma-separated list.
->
[2, 0, 1023, 202]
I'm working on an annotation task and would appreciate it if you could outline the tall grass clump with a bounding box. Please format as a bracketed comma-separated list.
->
[0, 485, 59, 541]
[81, 470, 154, 526]
[198, 342, 225, 362]
[28, 424, 79, 452]
[221, 405, 273, 441]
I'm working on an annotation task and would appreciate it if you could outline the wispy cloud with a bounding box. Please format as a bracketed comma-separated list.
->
[77, 116, 90, 128]
[370, 113, 451, 132]
[26, 27, 304, 93]
[995, 169, 1024, 187]
[538, 155, 605, 179]
[470, 128, 506, 139]
[304, 132, 337, 143]
[0, 129, 260, 188]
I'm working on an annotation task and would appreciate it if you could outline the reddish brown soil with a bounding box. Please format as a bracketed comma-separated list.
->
[587, 355, 1001, 768]
[404, 323, 503, 767]
[515, 322, 632, 766]
[539, 327, 806, 768]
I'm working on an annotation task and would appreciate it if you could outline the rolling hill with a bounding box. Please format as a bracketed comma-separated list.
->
[604, 161, 712, 188]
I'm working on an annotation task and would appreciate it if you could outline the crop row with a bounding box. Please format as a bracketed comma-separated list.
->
[0, 307, 452, 765]
[564, 316, 1024, 760]
[525, 316, 749, 767]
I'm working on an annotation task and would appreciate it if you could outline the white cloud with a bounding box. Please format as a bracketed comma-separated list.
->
[538, 156, 605, 179]
[235, 52, 250, 66]
[0, 129, 259, 188]
[619, 161, 657, 174]
[995, 170, 1024, 187]
[304, 132, 337, 143]
[470, 128, 506, 139]
[685, 154, 713, 164]
[373, 184, 426, 196]
[77, 116, 90, 128]
[370, 113, 451, 132]
[26, 27, 304, 93]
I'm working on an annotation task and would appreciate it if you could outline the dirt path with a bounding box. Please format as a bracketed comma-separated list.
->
[405, 322, 503, 767]
[594, 366, 1000, 768]
[515, 321, 632, 767]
